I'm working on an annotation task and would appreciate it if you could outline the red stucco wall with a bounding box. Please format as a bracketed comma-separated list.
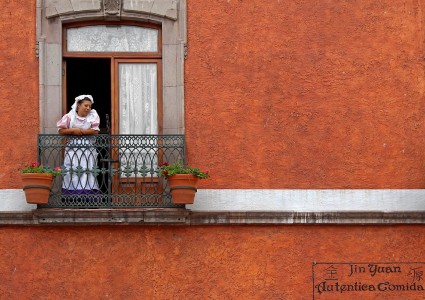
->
[1, 4, 425, 297]
[0, 225, 424, 299]
[0, 1, 38, 189]
[2, 1, 424, 189]
[185, 0, 425, 189]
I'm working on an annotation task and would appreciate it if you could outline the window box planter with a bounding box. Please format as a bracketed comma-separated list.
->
[21, 173, 53, 204]
[159, 161, 209, 205]
[168, 174, 199, 204]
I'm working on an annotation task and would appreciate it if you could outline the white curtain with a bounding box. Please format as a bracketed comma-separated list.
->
[119, 63, 158, 135]
[67, 25, 158, 52]
[119, 63, 158, 176]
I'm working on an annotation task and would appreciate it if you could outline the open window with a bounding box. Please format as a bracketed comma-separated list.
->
[63, 22, 164, 205]
[63, 22, 162, 133]
[38, 0, 186, 135]
[34, 0, 187, 208]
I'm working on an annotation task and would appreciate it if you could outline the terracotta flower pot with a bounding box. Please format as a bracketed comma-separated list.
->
[21, 173, 53, 204]
[167, 174, 199, 204]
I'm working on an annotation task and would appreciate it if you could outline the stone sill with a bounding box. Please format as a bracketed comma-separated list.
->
[0, 209, 425, 226]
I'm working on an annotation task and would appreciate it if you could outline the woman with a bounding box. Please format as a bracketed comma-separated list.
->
[57, 95, 100, 201]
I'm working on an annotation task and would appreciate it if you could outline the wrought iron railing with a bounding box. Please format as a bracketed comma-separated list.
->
[37, 134, 186, 208]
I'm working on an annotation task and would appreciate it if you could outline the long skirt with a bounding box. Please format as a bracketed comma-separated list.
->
[62, 146, 99, 200]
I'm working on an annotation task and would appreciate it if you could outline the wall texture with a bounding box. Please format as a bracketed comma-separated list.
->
[0, 1, 38, 189]
[0, 225, 424, 299]
[185, 0, 425, 189]
[1, 3, 425, 298]
[2, 1, 424, 189]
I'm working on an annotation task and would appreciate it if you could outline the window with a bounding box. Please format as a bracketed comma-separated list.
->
[63, 22, 162, 134]
[33, 1, 187, 208]
[38, 0, 186, 135]
[66, 25, 159, 53]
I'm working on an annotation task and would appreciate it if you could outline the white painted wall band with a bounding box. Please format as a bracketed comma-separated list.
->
[2, 189, 425, 212]
[0, 190, 36, 211]
[191, 189, 425, 212]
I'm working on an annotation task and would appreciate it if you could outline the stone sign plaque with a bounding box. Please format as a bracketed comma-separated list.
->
[312, 262, 425, 299]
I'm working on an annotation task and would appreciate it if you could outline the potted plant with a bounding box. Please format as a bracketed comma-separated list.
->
[19, 162, 62, 204]
[159, 161, 209, 204]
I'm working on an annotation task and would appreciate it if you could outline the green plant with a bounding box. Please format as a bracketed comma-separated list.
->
[159, 161, 209, 179]
[19, 162, 62, 176]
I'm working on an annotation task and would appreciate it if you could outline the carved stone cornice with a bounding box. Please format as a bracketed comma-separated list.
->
[1, 210, 425, 225]
[45, 0, 178, 21]
[45, 0, 101, 19]
[104, 0, 122, 18]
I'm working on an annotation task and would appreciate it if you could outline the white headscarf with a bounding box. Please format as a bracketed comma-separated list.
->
[69, 95, 96, 128]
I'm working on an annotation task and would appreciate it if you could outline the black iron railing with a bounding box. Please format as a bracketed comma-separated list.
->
[37, 134, 186, 208]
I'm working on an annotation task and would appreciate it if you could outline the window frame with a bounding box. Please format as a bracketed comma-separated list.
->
[38, 0, 186, 135]
[62, 22, 163, 135]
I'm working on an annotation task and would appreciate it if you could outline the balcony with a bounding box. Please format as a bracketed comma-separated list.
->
[37, 134, 185, 208]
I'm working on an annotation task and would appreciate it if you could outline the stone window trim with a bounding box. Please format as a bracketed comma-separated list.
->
[36, 0, 186, 134]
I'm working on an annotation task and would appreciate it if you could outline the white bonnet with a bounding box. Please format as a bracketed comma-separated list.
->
[75, 95, 94, 103]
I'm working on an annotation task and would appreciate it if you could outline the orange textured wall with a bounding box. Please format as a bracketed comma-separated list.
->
[185, 0, 425, 188]
[0, 1, 38, 189]
[0, 225, 423, 299]
[2, 0, 425, 190]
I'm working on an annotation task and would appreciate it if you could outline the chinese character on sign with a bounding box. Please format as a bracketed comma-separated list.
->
[408, 267, 423, 283]
[325, 265, 338, 281]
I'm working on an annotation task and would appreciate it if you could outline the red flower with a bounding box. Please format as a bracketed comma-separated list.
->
[30, 162, 40, 168]
[159, 162, 169, 167]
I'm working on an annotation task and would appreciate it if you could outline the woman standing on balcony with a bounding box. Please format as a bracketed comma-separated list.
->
[57, 95, 100, 203]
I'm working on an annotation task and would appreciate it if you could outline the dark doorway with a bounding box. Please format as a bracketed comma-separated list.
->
[65, 58, 111, 133]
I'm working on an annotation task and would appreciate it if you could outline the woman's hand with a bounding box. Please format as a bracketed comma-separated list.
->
[58, 128, 98, 135]
[71, 128, 84, 135]
[81, 129, 98, 135]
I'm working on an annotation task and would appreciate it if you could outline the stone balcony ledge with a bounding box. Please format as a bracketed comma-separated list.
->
[0, 209, 425, 226]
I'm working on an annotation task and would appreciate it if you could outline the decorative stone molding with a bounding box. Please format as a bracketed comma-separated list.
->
[45, 0, 101, 18]
[45, 0, 178, 21]
[104, 0, 121, 15]
[184, 43, 188, 59]
[0, 210, 424, 226]
[123, 0, 178, 20]
[35, 41, 40, 58]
